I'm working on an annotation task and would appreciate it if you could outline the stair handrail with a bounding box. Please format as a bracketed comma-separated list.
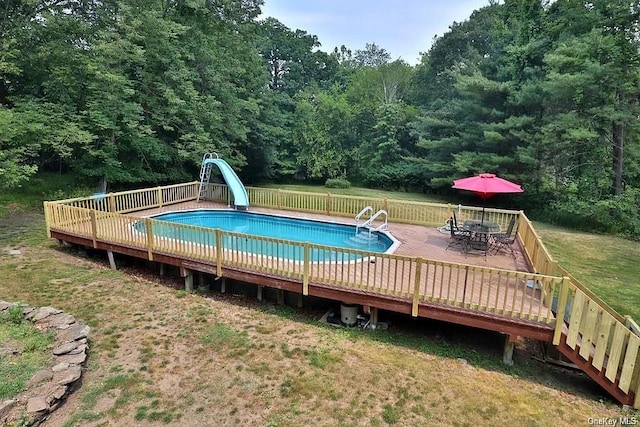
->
[355, 206, 373, 223]
[355, 206, 374, 234]
[363, 209, 388, 232]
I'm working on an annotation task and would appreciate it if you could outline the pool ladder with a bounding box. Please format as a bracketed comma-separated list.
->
[355, 206, 389, 237]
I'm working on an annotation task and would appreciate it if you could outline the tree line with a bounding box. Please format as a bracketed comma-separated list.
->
[1, 0, 639, 237]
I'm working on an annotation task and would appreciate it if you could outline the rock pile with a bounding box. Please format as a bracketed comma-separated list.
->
[0, 301, 89, 426]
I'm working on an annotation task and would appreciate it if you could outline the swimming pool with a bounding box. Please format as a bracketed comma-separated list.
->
[140, 210, 396, 261]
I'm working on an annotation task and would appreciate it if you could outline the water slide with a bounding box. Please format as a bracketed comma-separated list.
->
[203, 157, 249, 208]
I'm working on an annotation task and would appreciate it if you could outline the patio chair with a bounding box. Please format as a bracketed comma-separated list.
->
[452, 211, 462, 232]
[494, 217, 516, 241]
[493, 218, 518, 257]
[445, 219, 470, 253]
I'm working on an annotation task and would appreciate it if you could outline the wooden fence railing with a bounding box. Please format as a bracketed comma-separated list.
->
[517, 212, 559, 277]
[49, 182, 199, 214]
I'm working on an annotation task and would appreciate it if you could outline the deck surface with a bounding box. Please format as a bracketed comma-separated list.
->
[133, 201, 532, 273]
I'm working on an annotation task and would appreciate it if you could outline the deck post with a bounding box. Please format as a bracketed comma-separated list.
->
[107, 251, 117, 270]
[277, 289, 285, 306]
[108, 193, 115, 212]
[44, 202, 52, 238]
[157, 187, 163, 208]
[502, 334, 517, 366]
[145, 218, 154, 261]
[184, 271, 194, 293]
[159, 263, 165, 276]
[553, 277, 571, 345]
[411, 258, 422, 317]
[220, 277, 226, 294]
[277, 190, 282, 210]
[297, 293, 303, 308]
[215, 229, 223, 277]
[303, 242, 310, 296]
[370, 307, 379, 329]
[90, 210, 98, 249]
[326, 193, 331, 215]
[257, 286, 263, 301]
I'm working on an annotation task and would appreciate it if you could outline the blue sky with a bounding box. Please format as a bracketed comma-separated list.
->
[260, 0, 493, 65]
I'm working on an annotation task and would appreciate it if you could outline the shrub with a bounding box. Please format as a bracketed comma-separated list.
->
[546, 187, 640, 240]
[325, 178, 351, 189]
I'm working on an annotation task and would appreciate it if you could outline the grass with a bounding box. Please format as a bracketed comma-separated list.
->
[0, 305, 55, 400]
[260, 183, 447, 203]
[534, 222, 640, 321]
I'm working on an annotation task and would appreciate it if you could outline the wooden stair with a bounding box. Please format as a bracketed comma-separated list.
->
[552, 287, 640, 408]
[556, 333, 636, 406]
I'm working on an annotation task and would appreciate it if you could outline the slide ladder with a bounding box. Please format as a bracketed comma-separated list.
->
[197, 153, 216, 202]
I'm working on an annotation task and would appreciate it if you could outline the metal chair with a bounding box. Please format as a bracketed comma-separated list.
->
[445, 216, 470, 253]
[493, 218, 518, 257]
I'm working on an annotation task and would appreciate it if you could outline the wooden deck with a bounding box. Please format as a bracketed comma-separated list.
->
[43, 183, 640, 408]
[50, 200, 556, 340]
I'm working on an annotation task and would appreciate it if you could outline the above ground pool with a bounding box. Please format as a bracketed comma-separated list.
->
[140, 210, 396, 261]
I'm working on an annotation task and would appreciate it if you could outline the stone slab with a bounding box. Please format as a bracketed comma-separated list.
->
[26, 397, 48, 413]
[33, 307, 62, 321]
[55, 352, 87, 365]
[27, 370, 53, 387]
[53, 342, 78, 356]
[56, 366, 82, 385]
[60, 323, 90, 342]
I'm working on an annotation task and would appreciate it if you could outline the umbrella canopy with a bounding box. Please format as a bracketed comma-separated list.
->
[452, 173, 523, 199]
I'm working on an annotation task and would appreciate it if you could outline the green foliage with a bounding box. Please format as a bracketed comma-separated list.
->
[381, 404, 400, 425]
[545, 187, 640, 240]
[5, 0, 640, 239]
[1, 304, 25, 325]
[325, 178, 351, 189]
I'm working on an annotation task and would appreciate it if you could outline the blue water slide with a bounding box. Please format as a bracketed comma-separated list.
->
[204, 158, 249, 208]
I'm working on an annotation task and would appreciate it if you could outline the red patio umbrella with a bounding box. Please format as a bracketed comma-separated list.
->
[452, 173, 523, 222]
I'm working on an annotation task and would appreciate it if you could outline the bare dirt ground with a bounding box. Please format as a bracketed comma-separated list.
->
[0, 212, 630, 426]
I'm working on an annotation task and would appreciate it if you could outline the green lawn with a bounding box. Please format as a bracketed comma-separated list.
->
[259, 183, 448, 203]
[534, 222, 640, 322]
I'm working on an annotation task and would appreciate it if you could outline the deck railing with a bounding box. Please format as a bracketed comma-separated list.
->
[49, 182, 199, 214]
[45, 202, 560, 325]
[43, 182, 640, 408]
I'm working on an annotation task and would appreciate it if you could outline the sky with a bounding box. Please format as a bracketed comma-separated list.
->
[260, 0, 494, 65]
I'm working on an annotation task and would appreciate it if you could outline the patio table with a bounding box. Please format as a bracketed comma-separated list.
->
[462, 220, 501, 255]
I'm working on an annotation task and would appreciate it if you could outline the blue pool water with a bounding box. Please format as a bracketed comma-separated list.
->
[141, 210, 394, 261]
